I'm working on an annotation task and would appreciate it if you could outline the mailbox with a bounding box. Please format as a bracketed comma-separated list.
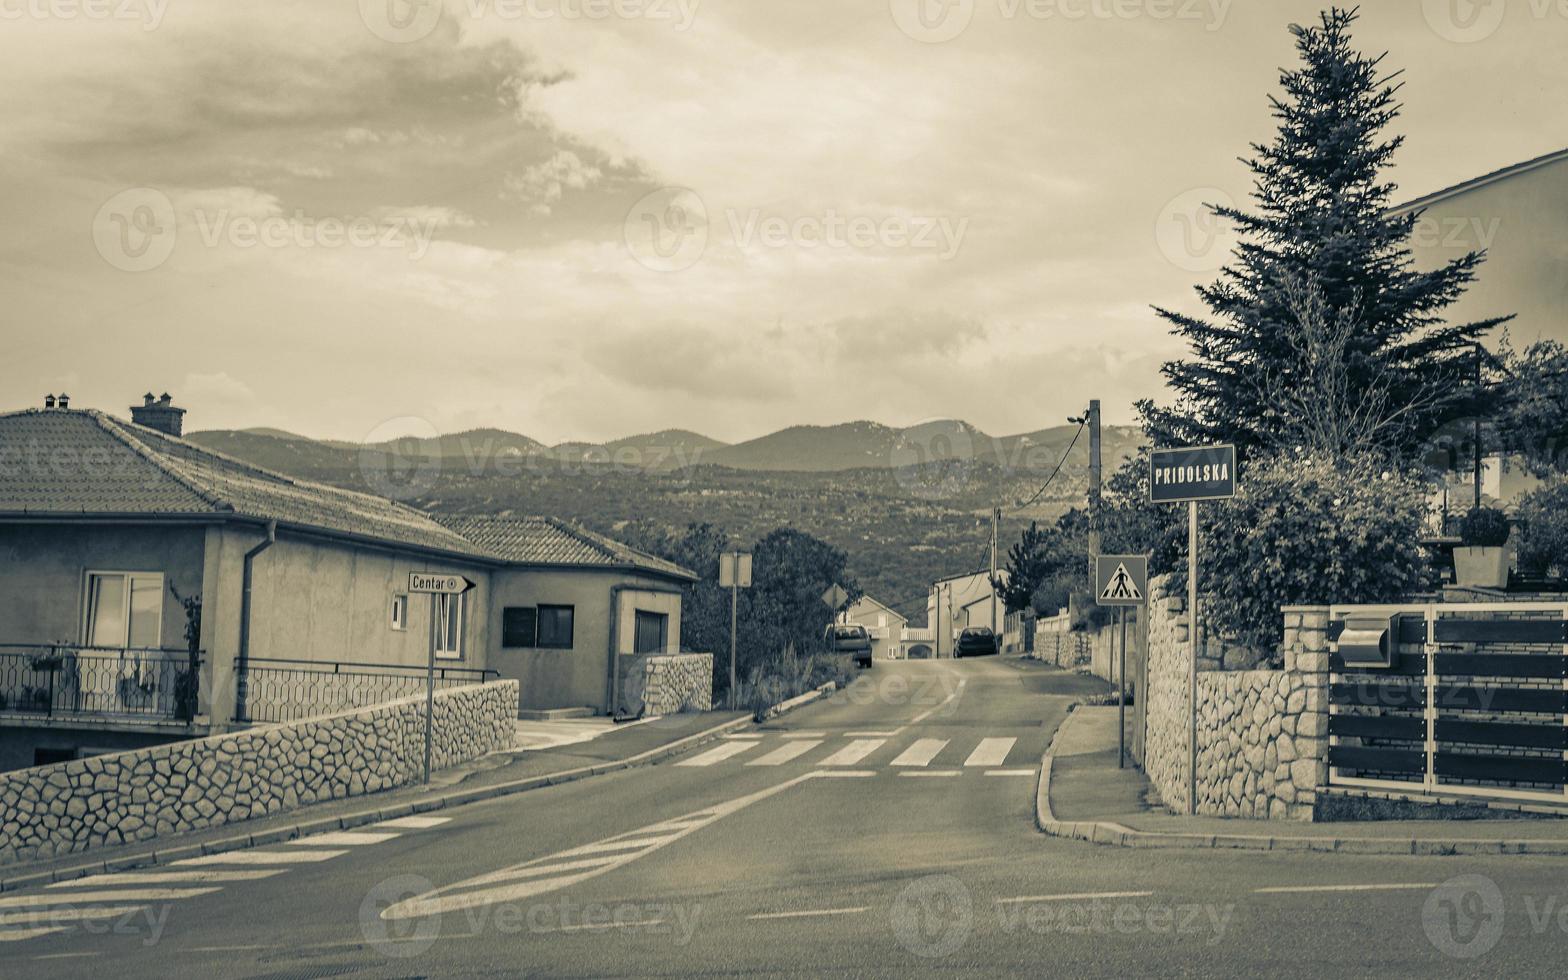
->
[1329, 613, 1401, 669]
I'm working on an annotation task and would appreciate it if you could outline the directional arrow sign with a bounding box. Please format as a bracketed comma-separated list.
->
[1095, 555, 1148, 607]
[408, 572, 476, 595]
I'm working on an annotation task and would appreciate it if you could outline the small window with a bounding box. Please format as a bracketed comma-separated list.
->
[537, 605, 574, 649]
[434, 592, 464, 659]
[390, 594, 409, 631]
[633, 610, 668, 654]
[502, 607, 538, 648]
[84, 572, 163, 649]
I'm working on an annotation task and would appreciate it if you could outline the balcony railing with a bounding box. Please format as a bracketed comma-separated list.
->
[0, 645, 201, 723]
[237, 658, 498, 725]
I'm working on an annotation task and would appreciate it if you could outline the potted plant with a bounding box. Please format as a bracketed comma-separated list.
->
[1454, 506, 1511, 588]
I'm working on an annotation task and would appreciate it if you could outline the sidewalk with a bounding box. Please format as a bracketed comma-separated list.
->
[0, 709, 750, 893]
[1038, 706, 1568, 855]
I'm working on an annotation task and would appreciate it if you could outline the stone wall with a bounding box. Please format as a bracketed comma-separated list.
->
[1140, 573, 1330, 820]
[623, 653, 713, 716]
[0, 680, 518, 866]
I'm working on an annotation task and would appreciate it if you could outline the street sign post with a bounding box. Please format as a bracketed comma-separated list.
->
[720, 553, 753, 709]
[407, 572, 475, 783]
[1096, 555, 1148, 768]
[820, 583, 849, 617]
[1149, 445, 1237, 811]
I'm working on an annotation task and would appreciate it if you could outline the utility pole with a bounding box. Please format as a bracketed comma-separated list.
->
[989, 506, 1000, 635]
[1087, 399, 1102, 577]
[1473, 342, 1483, 511]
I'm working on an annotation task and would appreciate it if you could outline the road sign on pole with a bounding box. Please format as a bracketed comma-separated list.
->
[407, 571, 475, 783]
[720, 553, 753, 709]
[1095, 555, 1148, 607]
[821, 583, 849, 615]
[1149, 443, 1236, 814]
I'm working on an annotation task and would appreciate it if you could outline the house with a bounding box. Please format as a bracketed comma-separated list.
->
[0, 395, 696, 771]
[841, 595, 909, 660]
[926, 569, 1004, 657]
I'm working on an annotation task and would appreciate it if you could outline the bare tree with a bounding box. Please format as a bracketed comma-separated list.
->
[1245, 271, 1454, 458]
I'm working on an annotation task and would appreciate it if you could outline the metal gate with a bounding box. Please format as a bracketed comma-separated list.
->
[1327, 602, 1568, 804]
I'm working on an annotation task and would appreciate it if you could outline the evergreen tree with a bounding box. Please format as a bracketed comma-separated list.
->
[997, 521, 1053, 612]
[1139, 7, 1510, 457]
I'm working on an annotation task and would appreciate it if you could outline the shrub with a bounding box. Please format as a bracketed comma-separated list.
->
[1202, 452, 1432, 652]
[1514, 483, 1568, 576]
[1459, 506, 1510, 547]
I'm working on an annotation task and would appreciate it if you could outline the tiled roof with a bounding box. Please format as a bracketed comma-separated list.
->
[0, 408, 485, 559]
[435, 515, 696, 581]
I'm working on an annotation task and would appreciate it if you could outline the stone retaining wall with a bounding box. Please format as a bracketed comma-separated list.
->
[1141, 574, 1329, 820]
[0, 680, 518, 866]
[624, 653, 713, 716]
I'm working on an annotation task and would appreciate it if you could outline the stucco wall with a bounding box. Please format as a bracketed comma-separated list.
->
[0, 523, 206, 651]
[0, 679, 517, 866]
[1140, 574, 1329, 820]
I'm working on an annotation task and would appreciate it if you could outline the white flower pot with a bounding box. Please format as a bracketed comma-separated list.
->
[1454, 546, 1509, 588]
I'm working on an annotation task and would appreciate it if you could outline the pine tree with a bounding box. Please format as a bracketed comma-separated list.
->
[1139, 6, 1510, 457]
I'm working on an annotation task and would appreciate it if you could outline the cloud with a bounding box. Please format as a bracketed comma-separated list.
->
[503, 150, 604, 215]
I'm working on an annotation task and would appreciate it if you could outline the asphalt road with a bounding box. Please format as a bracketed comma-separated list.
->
[6, 657, 1568, 978]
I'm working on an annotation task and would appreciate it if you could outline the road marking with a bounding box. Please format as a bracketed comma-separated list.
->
[0, 888, 219, 909]
[891, 738, 949, 767]
[812, 770, 876, 777]
[287, 831, 400, 847]
[985, 769, 1036, 777]
[964, 737, 1017, 767]
[780, 731, 825, 739]
[748, 907, 869, 920]
[376, 816, 453, 830]
[50, 869, 286, 888]
[747, 740, 823, 766]
[996, 891, 1154, 904]
[182, 944, 281, 953]
[677, 741, 758, 766]
[560, 834, 683, 857]
[173, 849, 349, 866]
[899, 770, 960, 777]
[1255, 883, 1438, 895]
[0, 926, 68, 943]
[890, 677, 966, 735]
[383, 772, 821, 920]
[550, 918, 666, 933]
[818, 739, 887, 766]
[721, 734, 764, 740]
[33, 952, 99, 959]
[0, 906, 147, 927]
[469, 856, 627, 886]
[845, 731, 896, 737]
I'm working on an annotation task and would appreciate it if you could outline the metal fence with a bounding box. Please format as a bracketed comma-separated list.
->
[237, 658, 498, 724]
[0, 645, 200, 722]
[1327, 603, 1568, 805]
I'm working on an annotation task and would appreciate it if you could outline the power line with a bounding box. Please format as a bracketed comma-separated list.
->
[1013, 417, 1086, 509]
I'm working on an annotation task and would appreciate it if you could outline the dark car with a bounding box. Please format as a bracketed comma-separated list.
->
[826, 624, 874, 668]
[955, 626, 999, 658]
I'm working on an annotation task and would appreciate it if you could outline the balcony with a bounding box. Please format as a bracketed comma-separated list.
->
[0, 645, 201, 725]
[236, 658, 498, 725]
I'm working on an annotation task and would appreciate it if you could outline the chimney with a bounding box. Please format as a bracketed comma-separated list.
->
[44, 394, 55, 409]
[130, 391, 186, 437]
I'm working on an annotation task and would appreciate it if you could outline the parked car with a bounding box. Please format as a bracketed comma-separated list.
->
[955, 626, 999, 658]
[826, 624, 874, 667]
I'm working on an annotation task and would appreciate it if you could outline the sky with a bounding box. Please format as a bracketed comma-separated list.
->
[0, 0, 1563, 444]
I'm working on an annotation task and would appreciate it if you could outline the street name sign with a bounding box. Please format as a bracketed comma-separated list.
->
[1095, 555, 1148, 607]
[408, 572, 475, 595]
[1149, 444, 1237, 503]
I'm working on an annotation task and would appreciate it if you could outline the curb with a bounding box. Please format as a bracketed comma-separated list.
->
[757, 681, 838, 721]
[0, 712, 757, 894]
[1033, 712, 1568, 857]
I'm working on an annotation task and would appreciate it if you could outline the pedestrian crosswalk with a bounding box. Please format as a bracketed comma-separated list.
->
[679, 734, 1023, 771]
[0, 815, 454, 945]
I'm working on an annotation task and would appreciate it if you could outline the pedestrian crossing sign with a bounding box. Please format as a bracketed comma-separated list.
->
[1095, 555, 1148, 606]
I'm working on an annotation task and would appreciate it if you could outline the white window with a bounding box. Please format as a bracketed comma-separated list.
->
[84, 572, 163, 649]
[434, 592, 464, 659]
[390, 594, 409, 631]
